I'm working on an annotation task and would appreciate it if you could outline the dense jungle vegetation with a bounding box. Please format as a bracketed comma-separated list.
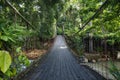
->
[0, 0, 120, 80]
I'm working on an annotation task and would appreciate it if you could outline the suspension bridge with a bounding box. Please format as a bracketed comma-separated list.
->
[1, 0, 119, 80]
[16, 35, 107, 80]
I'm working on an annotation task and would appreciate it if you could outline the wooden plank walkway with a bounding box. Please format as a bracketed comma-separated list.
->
[17, 35, 106, 80]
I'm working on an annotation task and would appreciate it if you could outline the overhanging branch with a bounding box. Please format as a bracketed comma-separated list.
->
[6, 0, 35, 29]
[72, 0, 108, 36]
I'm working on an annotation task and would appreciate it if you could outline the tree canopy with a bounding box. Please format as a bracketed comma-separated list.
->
[0, 0, 120, 79]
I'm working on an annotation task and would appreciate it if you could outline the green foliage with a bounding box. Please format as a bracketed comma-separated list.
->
[0, 0, 120, 79]
[67, 35, 84, 56]
[5, 68, 17, 78]
[109, 62, 120, 80]
[0, 9, 32, 79]
[1, 23, 31, 42]
[16, 47, 22, 53]
[43, 0, 61, 6]
[38, 4, 57, 40]
[13, 47, 30, 73]
[57, 27, 63, 35]
[0, 48, 30, 80]
[0, 51, 12, 73]
[95, 47, 103, 52]
[54, 0, 120, 62]
[0, 17, 34, 50]
[18, 55, 30, 67]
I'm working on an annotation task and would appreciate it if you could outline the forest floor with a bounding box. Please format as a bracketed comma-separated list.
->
[24, 39, 54, 60]
[70, 48, 120, 80]
[24, 49, 47, 59]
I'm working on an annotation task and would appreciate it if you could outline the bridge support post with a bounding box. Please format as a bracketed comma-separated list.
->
[89, 33, 93, 53]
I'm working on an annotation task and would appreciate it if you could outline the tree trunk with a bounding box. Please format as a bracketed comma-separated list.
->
[89, 37, 93, 53]
[104, 39, 107, 54]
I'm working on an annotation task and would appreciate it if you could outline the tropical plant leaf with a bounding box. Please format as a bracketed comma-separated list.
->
[0, 35, 9, 41]
[0, 51, 12, 73]
[16, 47, 21, 53]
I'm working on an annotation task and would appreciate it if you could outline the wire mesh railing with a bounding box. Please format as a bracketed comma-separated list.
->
[65, 35, 120, 80]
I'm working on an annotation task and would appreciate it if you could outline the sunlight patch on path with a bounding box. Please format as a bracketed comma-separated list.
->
[60, 45, 67, 49]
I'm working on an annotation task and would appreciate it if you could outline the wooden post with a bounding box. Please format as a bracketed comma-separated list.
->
[89, 33, 93, 53]
[104, 38, 107, 54]
[89, 37, 93, 53]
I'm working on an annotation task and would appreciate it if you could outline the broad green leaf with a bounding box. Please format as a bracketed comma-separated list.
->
[0, 36, 9, 41]
[8, 37, 16, 43]
[5, 69, 12, 77]
[5, 68, 16, 77]
[0, 51, 12, 73]
[16, 47, 21, 53]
